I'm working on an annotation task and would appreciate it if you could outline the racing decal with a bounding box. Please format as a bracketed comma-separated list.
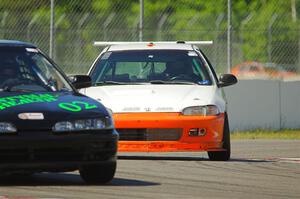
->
[18, 112, 44, 120]
[58, 101, 97, 112]
[155, 107, 174, 111]
[0, 94, 58, 110]
[144, 107, 151, 112]
[122, 107, 140, 112]
[198, 80, 210, 85]
[25, 47, 39, 53]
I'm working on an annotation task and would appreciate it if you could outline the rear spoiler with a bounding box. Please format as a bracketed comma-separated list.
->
[93, 41, 213, 46]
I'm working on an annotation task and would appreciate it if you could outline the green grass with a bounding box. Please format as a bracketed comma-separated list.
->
[231, 129, 300, 140]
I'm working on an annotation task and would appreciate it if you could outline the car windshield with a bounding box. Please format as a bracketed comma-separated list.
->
[90, 50, 212, 85]
[0, 47, 72, 92]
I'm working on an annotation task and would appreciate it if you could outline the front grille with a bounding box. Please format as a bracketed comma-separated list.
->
[117, 128, 183, 141]
[0, 141, 115, 163]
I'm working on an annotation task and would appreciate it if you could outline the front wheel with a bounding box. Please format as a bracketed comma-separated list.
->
[79, 161, 116, 184]
[207, 113, 231, 161]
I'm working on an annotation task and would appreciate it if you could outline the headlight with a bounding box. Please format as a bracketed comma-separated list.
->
[182, 105, 219, 116]
[53, 117, 114, 132]
[0, 122, 17, 133]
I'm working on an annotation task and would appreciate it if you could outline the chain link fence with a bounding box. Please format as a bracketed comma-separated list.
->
[1, 0, 299, 80]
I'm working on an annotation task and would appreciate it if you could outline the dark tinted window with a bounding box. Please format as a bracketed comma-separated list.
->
[0, 47, 72, 92]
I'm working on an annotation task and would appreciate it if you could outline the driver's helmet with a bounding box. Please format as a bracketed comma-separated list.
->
[165, 60, 192, 76]
[0, 61, 20, 83]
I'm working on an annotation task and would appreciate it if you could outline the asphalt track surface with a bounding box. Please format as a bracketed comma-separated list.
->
[0, 140, 299, 199]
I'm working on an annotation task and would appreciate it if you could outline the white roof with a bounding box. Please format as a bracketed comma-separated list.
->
[93, 41, 213, 51]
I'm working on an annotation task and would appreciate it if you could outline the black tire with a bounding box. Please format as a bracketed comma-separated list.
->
[79, 161, 116, 184]
[207, 113, 231, 161]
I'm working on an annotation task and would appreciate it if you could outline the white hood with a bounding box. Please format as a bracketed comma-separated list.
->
[82, 85, 225, 113]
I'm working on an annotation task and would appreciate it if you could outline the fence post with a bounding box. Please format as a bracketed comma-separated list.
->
[50, 0, 55, 58]
[139, 0, 144, 41]
[291, 0, 297, 22]
[227, 0, 232, 73]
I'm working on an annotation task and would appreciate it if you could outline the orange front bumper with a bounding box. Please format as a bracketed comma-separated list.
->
[114, 112, 225, 152]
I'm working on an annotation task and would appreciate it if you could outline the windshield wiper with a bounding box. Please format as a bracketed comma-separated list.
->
[1, 85, 17, 92]
[1, 84, 48, 92]
[1, 86, 36, 92]
[149, 80, 196, 85]
[170, 80, 197, 85]
[149, 80, 167, 84]
[94, 81, 127, 86]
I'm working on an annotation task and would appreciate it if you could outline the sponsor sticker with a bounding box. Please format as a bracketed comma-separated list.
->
[144, 107, 151, 112]
[198, 80, 210, 85]
[156, 107, 173, 111]
[123, 107, 140, 112]
[25, 48, 39, 53]
[188, 51, 198, 56]
[18, 113, 44, 120]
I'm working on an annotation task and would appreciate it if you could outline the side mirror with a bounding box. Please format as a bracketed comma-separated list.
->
[218, 74, 238, 87]
[69, 75, 92, 89]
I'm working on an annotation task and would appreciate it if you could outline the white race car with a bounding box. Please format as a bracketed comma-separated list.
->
[81, 41, 237, 161]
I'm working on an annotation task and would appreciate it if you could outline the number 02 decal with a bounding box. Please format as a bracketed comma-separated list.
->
[58, 101, 97, 112]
